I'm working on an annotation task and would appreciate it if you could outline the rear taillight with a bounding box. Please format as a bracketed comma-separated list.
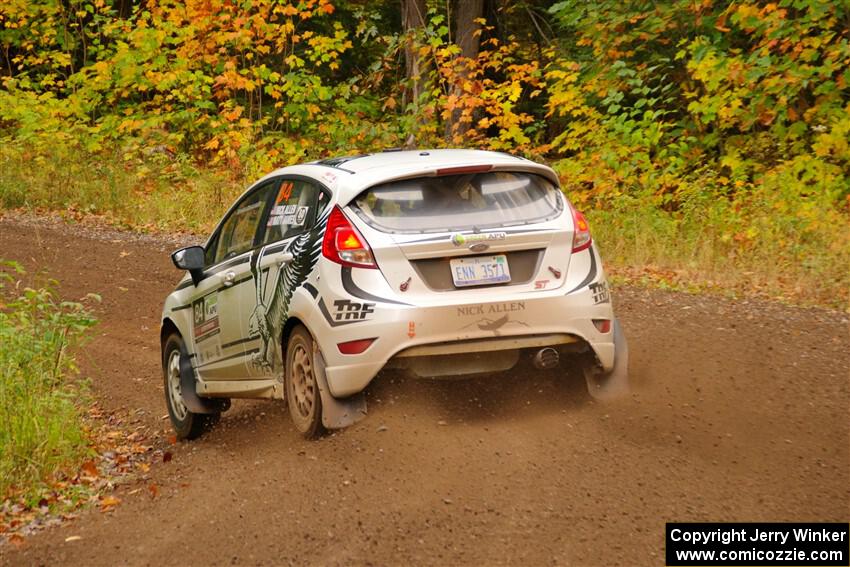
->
[570, 203, 592, 253]
[322, 206, 378, 269]
[337, 338, 376, 355]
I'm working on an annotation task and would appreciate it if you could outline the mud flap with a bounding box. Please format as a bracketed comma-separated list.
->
[583, 318, 630, 400]
[312, 343, 367, 429]
[179, 353, 230, 414]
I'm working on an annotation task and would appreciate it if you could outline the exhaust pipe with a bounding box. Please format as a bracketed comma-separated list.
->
[532, 347, 559, 370]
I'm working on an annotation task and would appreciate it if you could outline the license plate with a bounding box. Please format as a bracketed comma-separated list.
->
[450, 255, 511, 287]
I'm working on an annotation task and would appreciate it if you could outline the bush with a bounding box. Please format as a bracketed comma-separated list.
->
[0, 262, 98, 498]
[1, 0, 847, 307]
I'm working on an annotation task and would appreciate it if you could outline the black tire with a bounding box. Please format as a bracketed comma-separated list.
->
[285, 326, 324, 439]
[162, 333, 219, 440]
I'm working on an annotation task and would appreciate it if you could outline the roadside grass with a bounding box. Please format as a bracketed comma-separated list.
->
[2, 142, 848, 310]
[589, 203, 850, 310]
[0, 142, 240, 234]
[0, 261, 98, 501]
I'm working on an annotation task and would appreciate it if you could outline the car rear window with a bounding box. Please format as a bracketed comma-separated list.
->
[351, 171, 563, 233]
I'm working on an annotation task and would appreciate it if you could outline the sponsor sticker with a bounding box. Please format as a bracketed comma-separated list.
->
[451, 232, 507, 247]
[295, 206, 308, 225]
[456, 302, 530, 334]
[333, 299, 375, 322]
[457, 301, 525, 317]
[192, 293, 220, 342]
[589, 281, 610, 304]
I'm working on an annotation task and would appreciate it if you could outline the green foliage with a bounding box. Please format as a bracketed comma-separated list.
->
[0, 262, 98, 498]
[0, 0, 848, 305]
[403, 10, 546, 151]
[545, 0, 850, 306]
[0, 0, 404, 171]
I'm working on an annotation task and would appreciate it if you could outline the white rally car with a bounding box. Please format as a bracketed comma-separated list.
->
[161, 149, 628, 439]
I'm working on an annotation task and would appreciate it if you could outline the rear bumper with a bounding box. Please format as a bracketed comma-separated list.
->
[318, 282, 617, 397]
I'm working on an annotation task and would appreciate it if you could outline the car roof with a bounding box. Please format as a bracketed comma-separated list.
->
[253, 149, 561, 207]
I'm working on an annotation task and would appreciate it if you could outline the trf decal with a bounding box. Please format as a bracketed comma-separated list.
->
[333, 299, 375, 322]
[589, 281, 610, 304]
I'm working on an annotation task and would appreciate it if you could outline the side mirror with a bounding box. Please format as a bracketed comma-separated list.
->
[171, 246, 205, 286]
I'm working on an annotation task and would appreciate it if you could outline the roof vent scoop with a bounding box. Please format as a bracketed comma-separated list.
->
[315, 155, 367, 169]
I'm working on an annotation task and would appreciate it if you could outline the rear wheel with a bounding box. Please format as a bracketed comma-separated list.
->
[285, 326, 324, 439]
[162, 333, 219, 440]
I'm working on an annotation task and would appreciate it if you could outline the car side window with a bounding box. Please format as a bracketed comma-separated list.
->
[316, 188, 329, 218]
[262, 179, 322, 244]
[204, 232, 220, 266]
[212, 183, 276, 264]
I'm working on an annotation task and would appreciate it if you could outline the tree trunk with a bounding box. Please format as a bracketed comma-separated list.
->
[455, 0, 484, 61]
[446, 0, 484, 141]
[401, 0, 427, 115]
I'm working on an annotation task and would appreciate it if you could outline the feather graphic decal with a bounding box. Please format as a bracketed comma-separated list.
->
[248, 207, 330, 370]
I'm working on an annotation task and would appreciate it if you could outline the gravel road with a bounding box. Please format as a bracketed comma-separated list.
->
[1, 213, 847, 567]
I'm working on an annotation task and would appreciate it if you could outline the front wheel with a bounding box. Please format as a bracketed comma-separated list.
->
[162, 333, 219, 440]
[285, 326, 324, 439]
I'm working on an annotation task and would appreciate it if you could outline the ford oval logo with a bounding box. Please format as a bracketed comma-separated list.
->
[469, 243, 490, 252]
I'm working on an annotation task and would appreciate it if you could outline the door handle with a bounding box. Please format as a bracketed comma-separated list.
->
[222, 271, 236, 287]
[276, 253, 294, 266]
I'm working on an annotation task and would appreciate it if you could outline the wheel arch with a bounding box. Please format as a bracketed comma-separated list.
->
[161, 317, 180, 348]
[281, 315, 308, 354]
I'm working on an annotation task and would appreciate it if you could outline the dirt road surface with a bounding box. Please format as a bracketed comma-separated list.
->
[0, 214, 847, 567]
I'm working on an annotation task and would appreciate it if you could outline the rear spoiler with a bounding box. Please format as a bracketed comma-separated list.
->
[335, 162, 561, 207]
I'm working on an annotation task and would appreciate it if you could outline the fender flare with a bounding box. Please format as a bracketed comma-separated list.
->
[583, 318, 630, 400]
[311, 339, 368, 429]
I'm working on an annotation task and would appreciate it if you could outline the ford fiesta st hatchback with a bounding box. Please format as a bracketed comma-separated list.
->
[161, 149, 629, 439]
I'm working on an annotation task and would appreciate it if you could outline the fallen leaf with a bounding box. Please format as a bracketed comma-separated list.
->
[163, 451, 173, 463]
[100, 496, 121, 510]
[8, 533, 25, 547]
[81, 460, 99, 478]
[148, 484, 159, 499]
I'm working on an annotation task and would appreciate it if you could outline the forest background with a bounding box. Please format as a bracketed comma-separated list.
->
[1, 0, 848, 307]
